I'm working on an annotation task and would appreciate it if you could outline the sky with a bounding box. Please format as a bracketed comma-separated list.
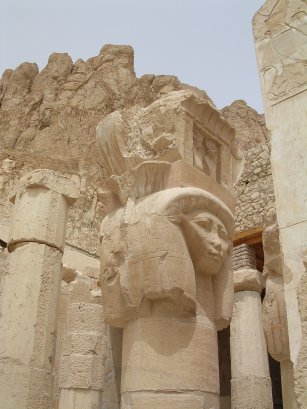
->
[0, 0, 265, 112]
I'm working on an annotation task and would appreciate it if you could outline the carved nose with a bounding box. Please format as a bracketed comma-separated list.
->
[211, 235, 221, 252]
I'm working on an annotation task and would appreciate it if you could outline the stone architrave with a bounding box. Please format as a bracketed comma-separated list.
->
[96, 90, 242, 408]
[230, 244, 273, 409]
[0, 169, 79, 409]
[262, 210, 297, 409]
[253, 2, 307, 407]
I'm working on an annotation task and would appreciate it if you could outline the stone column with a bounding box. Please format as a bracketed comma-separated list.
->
[58, 300, 105, 409]
[96, 91, 241, 409]
[0, 169, 79, 409]
[101, 187, 234, 409]
[230, 244, 273, 409]
[253, 3, 307, 407]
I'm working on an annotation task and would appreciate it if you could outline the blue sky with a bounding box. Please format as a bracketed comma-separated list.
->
[1, 0, 265, 112]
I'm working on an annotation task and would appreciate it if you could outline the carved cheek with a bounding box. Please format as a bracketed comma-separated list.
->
[220, 240, 229, 259]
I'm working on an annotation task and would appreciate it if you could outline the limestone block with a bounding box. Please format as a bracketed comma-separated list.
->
[96, 90, 242, 203]
[8, 170, 79, 251]
[234, 268, 264, 293]
[58, 389, 102, 409]
[0, 243, 62, 409]
[121, 391, 219, 409]
[59, 302, 106, 391]
[121, 317, 219, 394]
[67, 301, 104, 333]
[63, 332, 105, 356]
[60, 354, 104, 389]
[0, 243, 62, 368]
[166, 160, 236, 211]
[0, 364, 53, 409]
[54, 277, 102, 406]
[231, 376, 273, 409]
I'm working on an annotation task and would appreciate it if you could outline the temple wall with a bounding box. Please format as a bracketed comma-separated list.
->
[0, 44, 278, 409]
[234, 142, 275, 233]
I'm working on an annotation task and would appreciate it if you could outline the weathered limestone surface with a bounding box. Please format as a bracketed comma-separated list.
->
[0, 43, 274, 409]
[0, 45, 212, 257]
[58, 300, 106, 409]
[234, 142, 275, 233]
[262, 208, 300, 409]
[98, 90, 239, 408]
[221, 100, 268, 151]
[253, 1, 307, 407]
[0, 170, 78, 409]
[230, 244, 273, 409]
[0, 45, 266, 257]
[221, 101, 274, 234]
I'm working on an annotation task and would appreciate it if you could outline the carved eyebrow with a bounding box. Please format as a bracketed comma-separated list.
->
[195, 218, 212, 229]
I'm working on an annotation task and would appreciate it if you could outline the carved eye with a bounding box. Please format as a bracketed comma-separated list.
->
[197, 219, 211, 230]
[218, 226, 228, 240]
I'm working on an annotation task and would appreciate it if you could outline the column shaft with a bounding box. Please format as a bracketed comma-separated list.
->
[58, 301, 105, 409]
[231, 290, 273, 409]
[0, 170, 78, 409]
[121, 316, 219, 409]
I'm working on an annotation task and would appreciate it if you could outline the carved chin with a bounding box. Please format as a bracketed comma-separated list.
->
[195, 256, 222, 275]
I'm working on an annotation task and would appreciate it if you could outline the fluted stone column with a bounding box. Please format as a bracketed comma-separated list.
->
[58, 300, 105, 409]
[230, 244, 273, 409]
[0, 170, 79, 409]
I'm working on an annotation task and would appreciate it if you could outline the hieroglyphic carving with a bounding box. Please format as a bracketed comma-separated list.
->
[253, 0, 307, 104]
[193, 125, 220, 181]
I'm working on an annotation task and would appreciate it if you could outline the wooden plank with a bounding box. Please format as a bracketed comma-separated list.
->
[233, 226, 263, 247]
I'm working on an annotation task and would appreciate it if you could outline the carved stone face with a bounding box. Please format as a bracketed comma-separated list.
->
[181, 211, 229, 275]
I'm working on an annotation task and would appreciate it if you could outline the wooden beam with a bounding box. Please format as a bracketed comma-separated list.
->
[233, 226, 263, 247]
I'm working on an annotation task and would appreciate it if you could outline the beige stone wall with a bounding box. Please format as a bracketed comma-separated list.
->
[221, 100, 274, 233]
[234, 142, 275, 233]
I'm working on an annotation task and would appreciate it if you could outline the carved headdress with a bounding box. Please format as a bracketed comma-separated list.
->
[96, 90, 243, 210]
[97, 90, 242, 330]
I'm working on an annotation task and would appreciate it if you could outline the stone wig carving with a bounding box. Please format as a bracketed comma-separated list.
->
[100, 187, 234, 330]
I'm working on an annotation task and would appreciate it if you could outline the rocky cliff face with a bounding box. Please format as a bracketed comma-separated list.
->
[0, 44, 269, 253]
[221, 100, 268, 150]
